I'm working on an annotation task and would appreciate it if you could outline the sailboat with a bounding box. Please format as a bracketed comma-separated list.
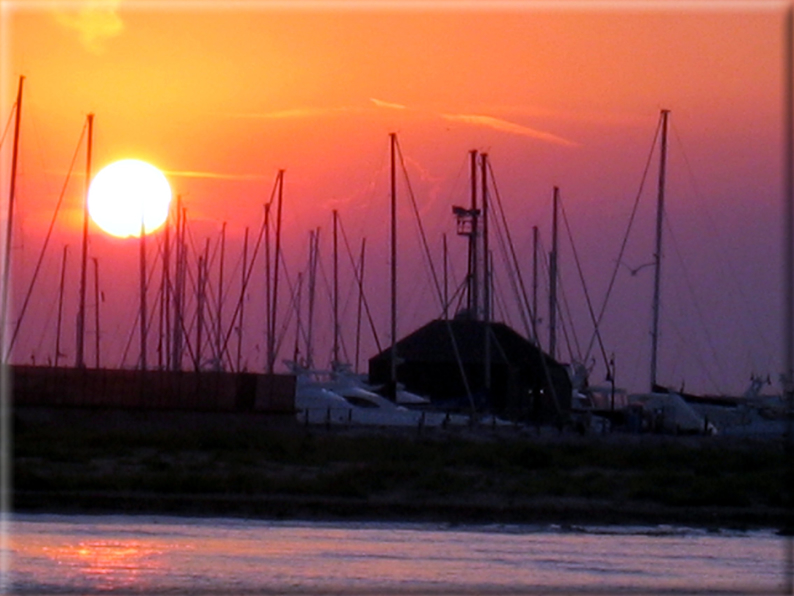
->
[621, 110, 717, 434]
[632, 111, 784, 436]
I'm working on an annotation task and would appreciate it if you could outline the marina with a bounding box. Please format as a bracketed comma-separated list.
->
[2, 6, 792, 594]
[3, 99, 788, 437]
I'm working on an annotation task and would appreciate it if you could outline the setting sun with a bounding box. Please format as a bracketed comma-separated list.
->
[88, 159, 172, 238]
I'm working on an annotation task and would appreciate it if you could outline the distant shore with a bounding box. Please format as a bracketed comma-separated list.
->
[12, 409, 793, 532]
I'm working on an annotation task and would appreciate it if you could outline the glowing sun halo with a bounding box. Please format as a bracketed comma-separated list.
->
[88, 159, 172, 238]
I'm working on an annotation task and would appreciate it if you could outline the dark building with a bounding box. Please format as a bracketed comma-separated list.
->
[368, 317, 572, 423]
[11, 365, 295, 414]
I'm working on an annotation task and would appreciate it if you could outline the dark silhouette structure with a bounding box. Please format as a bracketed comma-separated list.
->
[369, 317, 571, 422]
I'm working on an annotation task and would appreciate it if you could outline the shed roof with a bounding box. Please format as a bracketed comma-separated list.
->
[370, 318, 557, 367]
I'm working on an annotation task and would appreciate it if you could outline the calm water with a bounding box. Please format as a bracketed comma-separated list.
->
[4, 513, 789, 595]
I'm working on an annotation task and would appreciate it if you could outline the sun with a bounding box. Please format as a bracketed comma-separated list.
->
[88, 159, 172, 238]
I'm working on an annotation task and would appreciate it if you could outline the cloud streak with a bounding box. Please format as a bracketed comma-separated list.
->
[372, 97, 579, 146]
[228, 100, 578, 147]
[165, 170, 267, 181]
[441, 113, 580, 147]
[226, 106, 357, 119]
[52, 0, 124, 54]
[370, 98, 407, 110]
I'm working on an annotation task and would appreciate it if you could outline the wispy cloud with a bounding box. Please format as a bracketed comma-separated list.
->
[441, 113, 580, 147]
[493, 104, 648, 127]
[226, 106, 356, 119]
[370, 98, 407, 110]
[226, 100, 578, 147]
[52, 0, 124, 54]
[166, 170, 266, 181]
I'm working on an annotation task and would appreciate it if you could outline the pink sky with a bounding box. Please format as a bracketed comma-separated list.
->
[1, 1, 788, 395]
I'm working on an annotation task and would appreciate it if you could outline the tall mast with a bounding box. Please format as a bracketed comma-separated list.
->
[650, 109, 670, 391]
[161, 214, 171, 370]
[196, 238, 209, 371]
[237, 226, 249, 372]
[1, 75, 23, 364]
[481, 153, 490, 320]
[306, 229, 319, 369]
[532, 225, 539, 340]
[332, 209, 340, 366]
[355, 238, 366, 373]
[481, 153, 491, 394]
[93, 257, 100, 368]
[195, 252, 203, 372]
[171, 200, 185, 371]
[216, 221, 226, 370]
[293, 271, 303, 363]
[264, 202, 271, 373]
[54, 245, 68, 367]
[269, 171, 284, 374]
[139, 217, 147, 370]
[443, 234, 448, 320]
[76, 113, 93, 369]
[158, 228, 165, 370]
[170, 204, 178, 370]
[549, 186, 559, 359]
[468, 149, 478, 318]
[389, 132, 398, 396]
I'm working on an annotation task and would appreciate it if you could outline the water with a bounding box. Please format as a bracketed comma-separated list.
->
[5, 514, 789, 595]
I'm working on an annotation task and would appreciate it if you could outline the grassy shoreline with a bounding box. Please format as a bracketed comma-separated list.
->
[12, 417, 793, 531]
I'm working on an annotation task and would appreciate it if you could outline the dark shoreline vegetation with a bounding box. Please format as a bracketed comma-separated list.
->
[12, 414, 793, 532]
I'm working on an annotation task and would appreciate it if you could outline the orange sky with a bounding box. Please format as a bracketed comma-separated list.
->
[1, 1, 788, 394]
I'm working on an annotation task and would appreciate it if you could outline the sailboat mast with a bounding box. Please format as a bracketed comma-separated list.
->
[355, 238, 366, 373]
[216, 221, 226, 370]
[139, 217, 147, 370]
[269, 171, 284, 374]
[54, 245, 68, 367]
[264, 202, 271, 373]
[443, 234, 448, 320]
[1, 75, 23, 364]
[549, 186, 559, 359]
[196, 239, 209, 371]
[650, 109, 670, 391]
[389, 132, 398, 395]
[481, 153, 491, 394]
[93, 257, 100, 368]
[481, 153, 490, 321]
[171, 200, 186, 371]
[237, 226, 249, 372]
[171, 202, 180, 370]
[162, 215, 171, 370]
[306, 229, 319, 369]
[158, 229, 165, 370]
[332, 209, 340, 366]
[76, 113, 93, 369]
[532, 225, 539, 339]
[293, 271, 303, 363]
[468, 149, 478, 318]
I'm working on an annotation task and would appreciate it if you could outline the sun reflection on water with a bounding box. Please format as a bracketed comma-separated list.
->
[44, 539, 166, 590]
